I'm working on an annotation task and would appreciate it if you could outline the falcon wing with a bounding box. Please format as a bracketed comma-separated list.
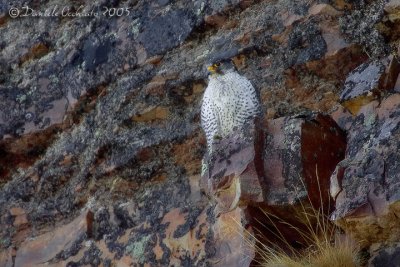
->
[234, 75, 262, 122]
[201, 87, 219, 147]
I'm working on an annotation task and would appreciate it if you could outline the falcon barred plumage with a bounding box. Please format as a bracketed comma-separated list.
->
[201, 60, 262, 148]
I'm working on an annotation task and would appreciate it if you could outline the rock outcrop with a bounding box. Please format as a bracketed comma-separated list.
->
[330, 94, 400, 246]
[0, 0, 400, 266]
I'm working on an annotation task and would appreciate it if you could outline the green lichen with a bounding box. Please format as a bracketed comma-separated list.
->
[131, 18, 141, 37]
[125, 235, 151, 264]
[16, 94, 27, 103]
[201, 158, 208, 176]
[195, 49, 210, 62]
[364, 113, 376, 127]
[196, 2, 205, 16]
[0, 237, 10, 247]
[49, 74, 59, 84]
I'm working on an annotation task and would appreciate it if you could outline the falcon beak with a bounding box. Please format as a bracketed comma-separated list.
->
[207, 64, 218, 74]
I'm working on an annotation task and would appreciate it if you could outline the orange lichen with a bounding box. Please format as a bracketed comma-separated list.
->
[19, 43, 50, 65]
[341, 94, 376, 115]
[132, 106, 169, 122]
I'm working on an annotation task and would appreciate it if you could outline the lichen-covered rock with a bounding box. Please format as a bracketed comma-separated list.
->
[264, 113, 346, 210]
[369, 243, 400, 267]
[0, 248, 13, 267]
[0, 0, 400, 265]
[385, 0, 400, 22]
[339, 0, 389, 58]
[11, 200, 211, 266]
[201, 119, 265, 216]
[340, 56, 400, 115]
[208, 207, 255, 267]
[14, 211, 92, 267]
[8, 195, 250, 266]
[199, 112, 345, 263]
[330, 94, 400, 246]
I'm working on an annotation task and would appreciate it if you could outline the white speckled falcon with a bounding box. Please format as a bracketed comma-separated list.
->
[201, 59, 262, 148]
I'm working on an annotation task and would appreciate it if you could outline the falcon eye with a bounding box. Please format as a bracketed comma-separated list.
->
[214, 62, 221, 67]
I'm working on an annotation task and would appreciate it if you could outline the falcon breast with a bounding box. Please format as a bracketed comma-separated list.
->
[201, 61, 262, 148]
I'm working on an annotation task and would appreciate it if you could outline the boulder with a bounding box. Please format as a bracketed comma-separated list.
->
[340, 56, 400, 115]
[0, 248, 13, 267]
[264, 113, 346, 210]
[369, 242, 400, 267]
[201, 118, 266, 216]
[330, 94, 400, 246]
[208, 207, 255, 267]
[14, 210, 93, 267]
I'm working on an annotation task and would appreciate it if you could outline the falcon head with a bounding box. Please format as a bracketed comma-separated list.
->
[207, 59, 236, 75]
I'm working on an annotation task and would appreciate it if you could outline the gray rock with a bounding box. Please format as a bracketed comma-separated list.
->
[369, 243, 400, 267]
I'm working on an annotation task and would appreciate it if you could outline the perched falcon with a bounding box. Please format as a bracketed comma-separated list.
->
[201, 60, 262, 148]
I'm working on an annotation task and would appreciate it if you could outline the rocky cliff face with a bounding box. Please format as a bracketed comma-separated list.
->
[0, 0, 399, 266]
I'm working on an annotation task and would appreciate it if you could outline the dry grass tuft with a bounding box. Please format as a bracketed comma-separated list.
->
[253, 210, 359, 267]
[254, 207, 360, 267]
[249, 168, 361, 267]
[261, 239, 358, 267]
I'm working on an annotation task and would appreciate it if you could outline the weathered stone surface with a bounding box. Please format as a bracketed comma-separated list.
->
[9, 207, 25, 216]
[14, 210, 92, 267]
[209, 207, 254, 267]
[385, 0, 400, 23]
[138, 9, 197, 57]
[369, 243, 400, 267]
[264, 113, 346, 209]
[12, 213, 28, 229]
[340, 1, 389, 58]
[395, 71, 400, 92]
[340, 56, 400, 114]
[330, 94, 400, 246]
[273, 3, 368, 115]
[20, 174, 212, 266]
[0, 0, 400, 265]
[385, 0, 400, 13]
[309, 4, 342, 17]
[11, 201, 214, 266]
[172, 132, 205, 176]
[199, 112, 345, 264]
[201, 119, 265, 216]
[0, 248, 13, 267]
[158, 208, 209, 266]
[205, 14, 228, 27]
[132, 106, 169, 122]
